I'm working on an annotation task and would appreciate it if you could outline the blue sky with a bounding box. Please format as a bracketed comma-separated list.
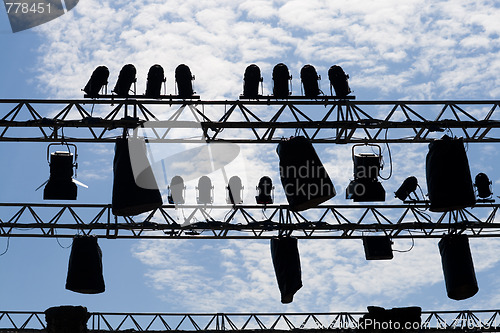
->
[1, 0, 500, 318]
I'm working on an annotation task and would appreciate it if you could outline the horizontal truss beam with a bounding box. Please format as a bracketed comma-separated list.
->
[0, 202, 498, 239]
[0, 99, 499, 143]
[2, 309, 500, 331]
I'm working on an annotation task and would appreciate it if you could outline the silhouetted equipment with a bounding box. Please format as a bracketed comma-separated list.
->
[112, 138, 163, 216]
[277, 136, 336, 211]
[395, 176, 418, 201]
[45, 305, 90, 333]
[197, 175, 214, 205]
[426, 135, 476, 212]
[439, 234, 478, 300]
[256, 176, 274, 205]
[83, 66, 109, 98]
[300, 64, 321, 98]
[362, 236, 393, 260]
[168, 175, 185, 204]
[328, 65, 351, 97]
[243, 64, 262, 98]
[360, 306, 422, 333]
[227, 175, 244, 204]
[113, 64, 136, 97]
[145, 64, 166, 98]
[44, 144, 78, 200]
[272, 63, 291, 98]
[474, 172, 493, 199]
[346, 144, 385, 202]
[175, 64, 194, 98]
[65, 235, 105, 294]
[270, 236, 302, 304]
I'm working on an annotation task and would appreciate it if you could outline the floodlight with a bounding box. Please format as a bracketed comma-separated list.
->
[395, 176, 418, 201]
[328, 65, 351, 97]
[43, 144, 83, 200]
[426, 135, 475, 212]
[256, 176, 274, 205]
[362, 236, 393, 260]
[111, 138, 163, 216]
[113, 64, 136, 97]
[277, 136, 336, 211]
[226, 175, 243, 205]
[197, 175, 214, 205]
[346, 144, 385, 202]
[242, 64, 262, 98]
[83, 66, 109, 98]
[168, 175, 185, 204]
[300, 64, 320, 97]
[175, 64, 194, 98]
[65, 235, 105, 294]
[474, 173, 492, 199]
[270, 236, 302, 304]
[272, 63, 291, 98]
[45, 306, 90, 333]
[439, 234, 478, 300]
[145, 64, 166, 98]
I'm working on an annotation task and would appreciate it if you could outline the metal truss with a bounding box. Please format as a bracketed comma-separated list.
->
[1, 99, 499, 143]
[0, 202, 498, 239]
[2, 309, 500, 331]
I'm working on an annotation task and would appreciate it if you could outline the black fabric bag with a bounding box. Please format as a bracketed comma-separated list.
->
[270, 236, 302, 304]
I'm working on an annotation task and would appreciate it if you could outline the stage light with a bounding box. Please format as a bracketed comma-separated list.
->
[360, 306, 422, 331]
[439, 234, 478, 300]
[145, 64, 166, 98]
[395, 176, 418, 201]
[197, 175, 214, 205]
[65, 235, 105, 294]
[277, 136, 336, 211]
[83, 66, 109, 98]
[474, 173, 492, 199]
[175, 64, 194, 98]
[168, 175, 185, 204]
[112, 138, 163, 216]
[242, 64, 262, 98]
[226, 175, 243, 205]
[270, 236, 302, 304]
[272, 63, 291, 98]
[346, 144, 385, 202]
[256, 176, 274, 205]
[43, 144, 82, 200]
[300, 64, 320, 98]
[362, 236, 393, 260]
[113, 64, 136, 97]
[328, 65, 351, 97]
[426, 135, 475, 212]
[45, 306, 90, 333]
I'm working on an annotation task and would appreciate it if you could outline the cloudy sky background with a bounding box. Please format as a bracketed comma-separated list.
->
[1, 0, 500, 318]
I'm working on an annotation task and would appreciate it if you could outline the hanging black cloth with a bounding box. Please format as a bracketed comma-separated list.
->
[270, 236, 302, 303]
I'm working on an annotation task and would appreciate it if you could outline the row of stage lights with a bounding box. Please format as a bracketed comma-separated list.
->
[47, 135, 491, 303]
[83, 63, 353, 99]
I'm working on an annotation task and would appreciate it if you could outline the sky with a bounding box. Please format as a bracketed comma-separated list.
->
[1, 0, 500, 323]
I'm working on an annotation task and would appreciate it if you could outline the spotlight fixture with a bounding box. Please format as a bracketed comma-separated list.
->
[145, 64, 166, 98]
[346, 144, 385, 202]
[395, 176, 418, 201]
[277, 136, 336, 211]
[175, 64, 195, 98]
[426, 135, 475, 212]
[256, 176, 274, 205]
[168, 175, 185, 204]
[328, 65, 351, 97]
[197, 175, 214, 205]
[272, 63, 291, 98]
[45, 306, 90, 333]
[474, 172, 493, 199]
[66, 235, 105, 294]
[362, 236, 393, 260]
[83, 66, 109, 98]
[112, 138, 163, 216]
[42, 144, 87, 200]
[439, 233, 478, 300]
[242, 64, 263, 98]
[300, 64, 321, 98]
[226, 175, 243, 205]
[270, 236, 302, 304]
[113, 64, 136, 97]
